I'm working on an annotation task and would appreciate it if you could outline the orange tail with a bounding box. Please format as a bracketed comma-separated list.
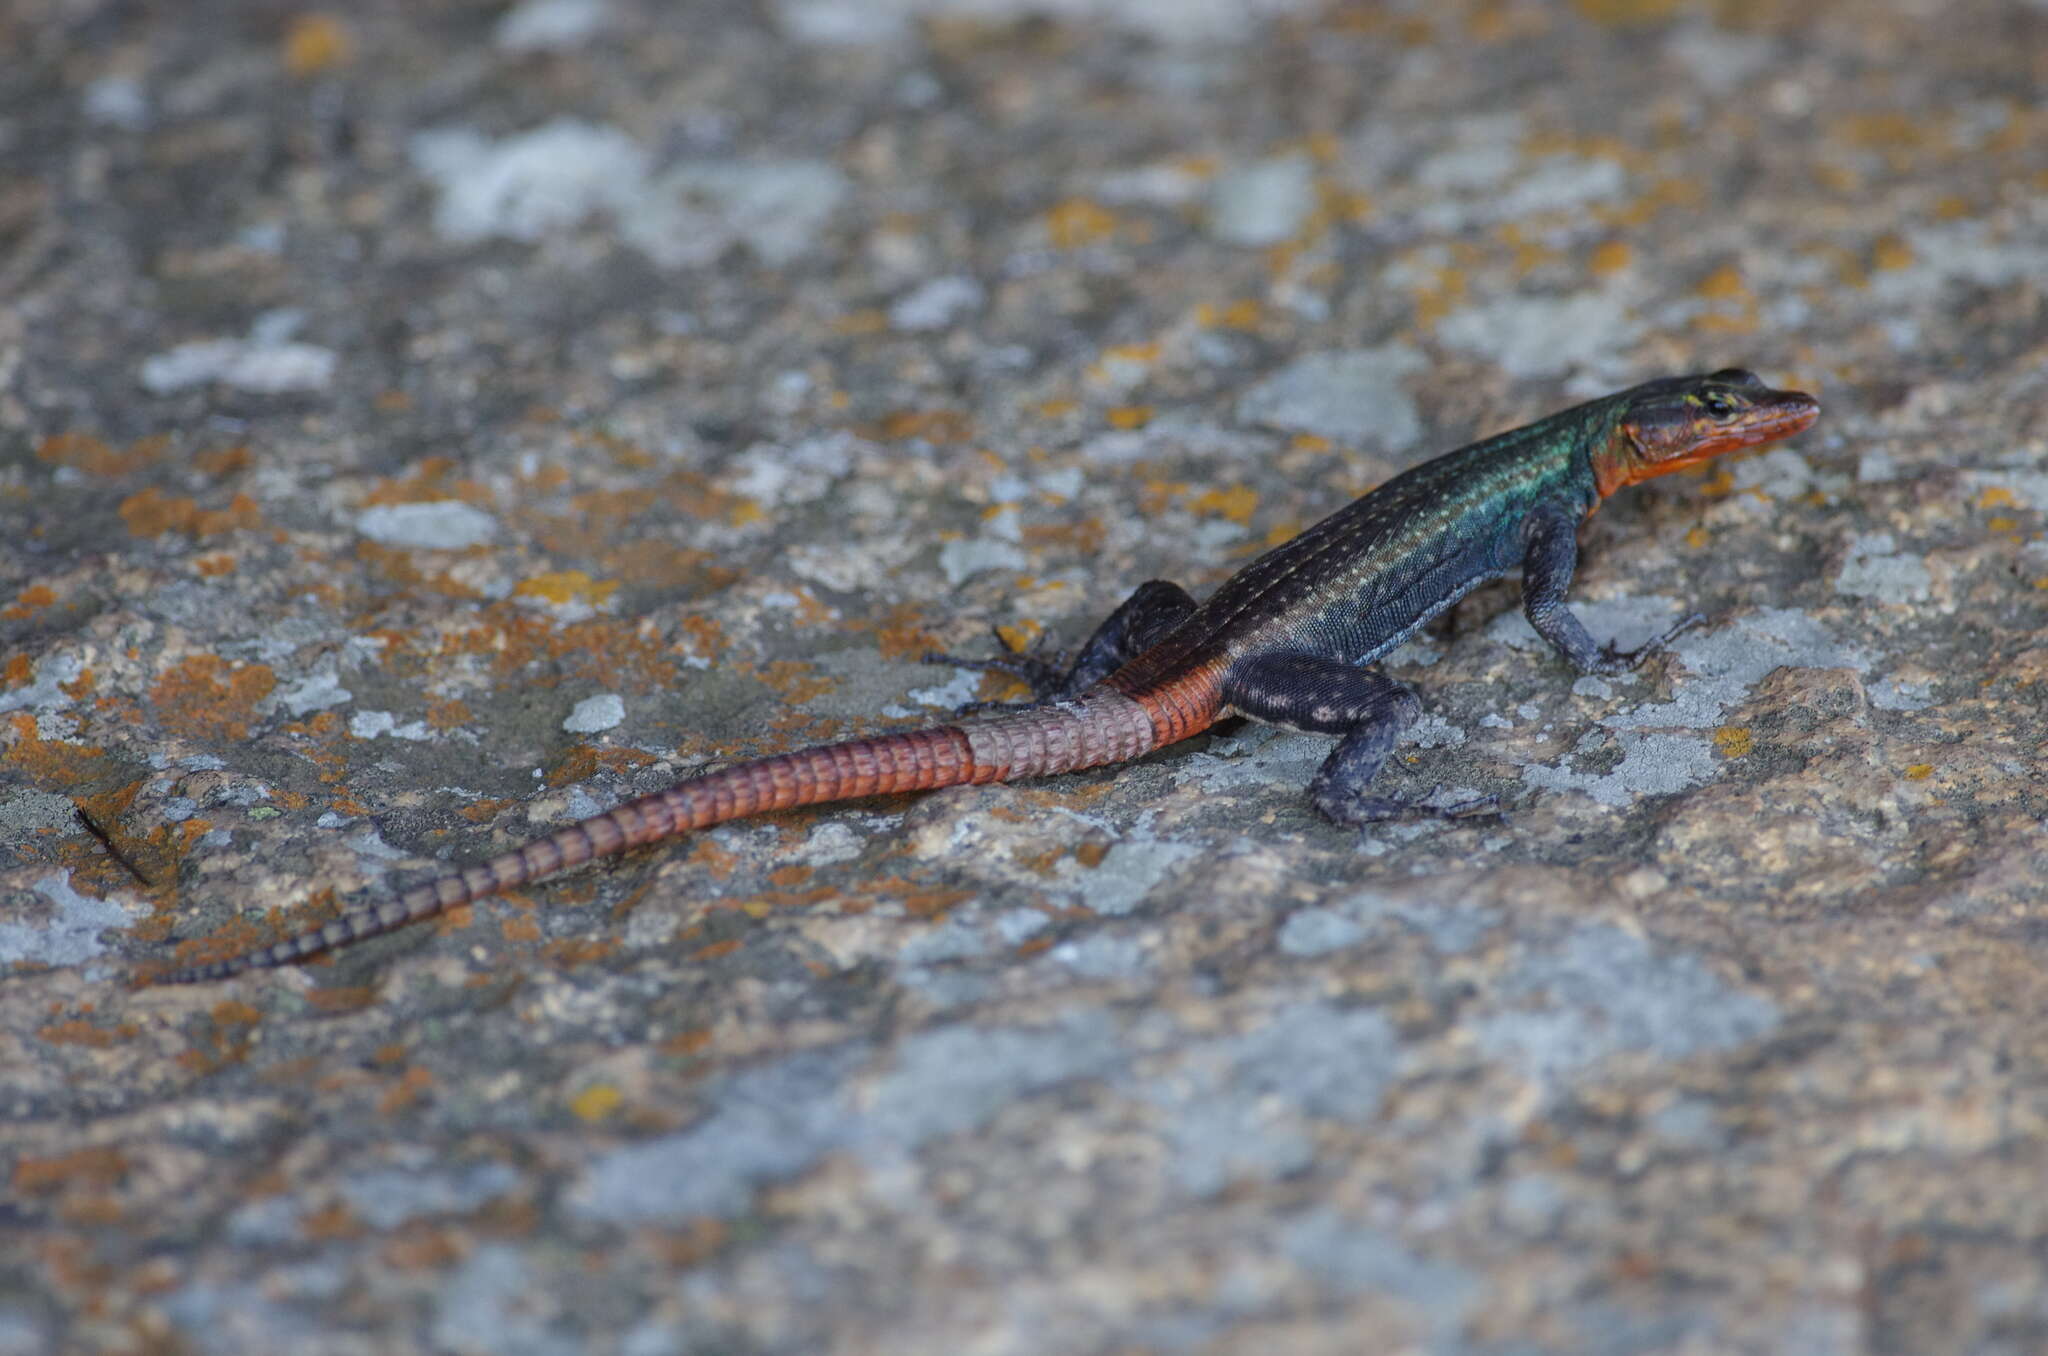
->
[155, 682, 1185, 984]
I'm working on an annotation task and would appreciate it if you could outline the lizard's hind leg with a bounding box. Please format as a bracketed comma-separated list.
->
[1223, 652, 1497, 827]
[926, 579, 1197, 705]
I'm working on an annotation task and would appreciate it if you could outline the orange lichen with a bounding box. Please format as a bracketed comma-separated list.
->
[150, 655, 276, 743]
[869, 605, 942, 661]
[662, 1028, 713, 1056]
[1593, 176, 1701, 228]
[1411, 266, 1468, 330]
[1196, 298, 1264, 329]
[360, 457, 493, 508]
[1713, 727, 1753, 758]
[1571, 0, 1679, 24]
[378, 1066, 434, 1115]
[2, 712, 110, 788]
[118, 488, 264, 538]
[299, 1203, 365, 1241]
[36, 432, 161, 477]
[757, 660, 838, 706]
[546, 937, 617, 968]
[1870, 234, 1914, 271]
[544, 744, 656, 788]
[832, 308, 888, 335]
[873, 409, 975, 444]
[1695, 265, 1747, 300]
[2, 584, 56, 620]
[456, 797, 517, 824]
[283, 13, 353, 75]
[1589, 240, 1632, 275]
[426, 698, 473, 731]
[1044, 198, 1119, 249]
[1189, 485, 1259, 525]
[1835, 111, 1930, 151]
[1106, 406, 1153, 430]
[13, 1147, 127, 1194]
[193, 444, 253, 476]
[514, 570, 620, 607]
[1500, 224, 1561, 275]
[500, 914, 543, 944]
[570, 1084, 622, 1122]
[36, 1019, 139, 1048]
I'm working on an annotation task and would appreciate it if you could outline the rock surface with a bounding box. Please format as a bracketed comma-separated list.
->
[2, 2, 2045, 1352]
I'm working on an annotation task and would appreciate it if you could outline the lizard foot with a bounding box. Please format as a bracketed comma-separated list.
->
[1588, 612, 1706, 675]
[922, 626, 1073, 704]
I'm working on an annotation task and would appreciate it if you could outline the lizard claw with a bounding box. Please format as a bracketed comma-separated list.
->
[923, 626, 1073, 703]
[1591, 612, 1705, 674]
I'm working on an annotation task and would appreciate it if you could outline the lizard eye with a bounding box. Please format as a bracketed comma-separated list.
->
[1700, 391, 1739, 420]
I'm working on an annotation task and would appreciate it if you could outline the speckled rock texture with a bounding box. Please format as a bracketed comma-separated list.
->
[3, 2, 2045, 1352]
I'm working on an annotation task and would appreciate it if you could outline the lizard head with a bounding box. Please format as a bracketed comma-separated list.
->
[1596, 368, 1820, 498]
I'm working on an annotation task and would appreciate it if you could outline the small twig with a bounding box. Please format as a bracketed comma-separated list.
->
[74, 804, 154, 889]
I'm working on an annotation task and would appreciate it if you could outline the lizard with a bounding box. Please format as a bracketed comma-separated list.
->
[154, 368, 1818, 983]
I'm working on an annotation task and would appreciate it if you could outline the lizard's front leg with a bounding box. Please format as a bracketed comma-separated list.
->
[1224, 651, 1496, 826]
[1521, 514, 1701, 676]
[926, 579, 1197, 705]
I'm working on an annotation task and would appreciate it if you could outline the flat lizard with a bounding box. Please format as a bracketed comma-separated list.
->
[157, 369, 1817, 983]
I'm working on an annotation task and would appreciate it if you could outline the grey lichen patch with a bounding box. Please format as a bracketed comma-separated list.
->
[431, 1245, 575, 1356]
[570, 1016, 1127, 1224]
[773, 0, 1322, 46]
[1180, 725, 1328, 794]
[1235, 345, 1425, 450]
[1280, 1208, 1476, 1335]
[0, 788, 78, 844]
[1278, 889, 1499, 960]
[561, 693, 624, 734]
[274, 668, 352, 717]
[494, 0, 611, 52]
[1275, 906, 1367, 958]
[0, 872, 140, 967]
[1521, 729, 1719, 808]
[0, 651, 86, 714]
[1835, 531, 1934, 604]
[1207, 154, 1316, 247]
[139, 312, 338, 396]
[888, 275, 985, 332]
[1475, 923, 1779, 1091]
[409, 119, 649, 243]
[1514, 605, 1872, 804]
[337, 1159, 521, 1232]
[1146, 1002, 1402, 1196]
[1054, 834, 1202, 917]
[354, 501, 499, 550]
[1043, 929, 1150, 981]
[936, 536, 1029, 586]
[1436, 291, 1642, 381]
[622, 160, 850, 270]
[1607, 608, 1869, 731]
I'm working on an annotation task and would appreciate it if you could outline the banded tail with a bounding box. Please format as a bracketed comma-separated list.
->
[155, 678, 1215, 984]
